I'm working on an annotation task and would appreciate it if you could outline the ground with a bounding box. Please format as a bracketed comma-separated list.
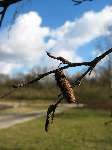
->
[0, 106, 112, 150]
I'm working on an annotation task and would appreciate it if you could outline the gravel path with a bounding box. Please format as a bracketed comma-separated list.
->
[0, 110, 46, 129]
[0, 103, 84, 129]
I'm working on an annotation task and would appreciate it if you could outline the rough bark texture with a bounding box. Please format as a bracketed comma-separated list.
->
[55, 70, 76, 103]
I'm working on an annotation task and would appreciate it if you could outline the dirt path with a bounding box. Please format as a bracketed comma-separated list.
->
[0, 103, 84, 129]
[0, 110, 46, 129]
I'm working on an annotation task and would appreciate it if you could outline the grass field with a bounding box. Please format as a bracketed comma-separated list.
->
[0, 100, 51, 115]
[0, 108, 112, 150]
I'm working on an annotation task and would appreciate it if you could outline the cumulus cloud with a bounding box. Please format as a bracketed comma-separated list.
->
[0, 11, 50, 74]
[0, 6, 112, 75]
[48, 5, 112, 55]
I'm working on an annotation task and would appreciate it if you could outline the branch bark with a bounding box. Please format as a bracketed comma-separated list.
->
[0, 48, 111, 99]
[12, 48, 112, 88]
[0, 0, 22, 27]
[4, 48, 112, 89]
[0, 47, 112, 131]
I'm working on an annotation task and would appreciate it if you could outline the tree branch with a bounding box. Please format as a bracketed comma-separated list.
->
[0, 48, 112, 132]
[0, 0, 22, 27]
[8, 48, 112, 89]
[46, 51, 72, 64]
[0, 48, 111, 98]
[72, 0, 94, 5]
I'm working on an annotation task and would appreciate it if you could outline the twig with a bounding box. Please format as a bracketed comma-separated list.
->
[72, 0, 93, 5]
[0, 48, 112, 132]
[14, 48, 112, 87]
[0, 48, 112, 98]
[46, 51, 71, 64]
[45, 97, 62, 132]
[0, 88, 15, 99]
[0, 0, 22, 27]
[46, 48, 112, 86]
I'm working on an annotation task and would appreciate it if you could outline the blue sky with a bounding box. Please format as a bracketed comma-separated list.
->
[0, 0, 112, 76]
[4, 0, 112, 27]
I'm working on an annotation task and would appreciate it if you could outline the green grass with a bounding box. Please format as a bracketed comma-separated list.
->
[0, 100, 51, 114]
[0, 108, 112, 150]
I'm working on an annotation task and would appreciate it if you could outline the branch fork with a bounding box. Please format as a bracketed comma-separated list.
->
[0, 48, 112, 131]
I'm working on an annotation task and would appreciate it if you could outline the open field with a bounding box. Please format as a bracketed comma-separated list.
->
[0, 108, 112, 150]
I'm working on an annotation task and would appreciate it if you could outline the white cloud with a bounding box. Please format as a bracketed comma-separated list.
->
[49, 6, 112, 51]
[0, 6, 112, 75]
[0, 62, 21, 74]
[0, 11, 50, 74]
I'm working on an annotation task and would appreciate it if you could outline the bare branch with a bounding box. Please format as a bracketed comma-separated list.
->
[0, 0, 22, 27]
[72, 0, 93, 5]
[0, 6, 7, 27]
[73, 48, 112, 85]
[0, 48, 111, 98]
[46, 51, 71, 64]
[45, 98, 62, 132]
[0, 88, 15, 99]
[0, 48, 112, 132]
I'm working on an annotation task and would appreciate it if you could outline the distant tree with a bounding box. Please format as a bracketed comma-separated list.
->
[94, 27, 112, 89]
[0, 73, 10, 84]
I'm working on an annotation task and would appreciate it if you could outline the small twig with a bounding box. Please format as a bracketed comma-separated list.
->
[0, 48, 112, 98]
[0, 48, 111, 132]
[0, 88, 15, 99]
[0, 6, 7, 27]
[46, 48, 112, 87]
[72, 0, 93, 5]
[45, 97, 62, 132]
[73, 66, 92, 86]
[0, 0, 22, 27]
[46, 51, 71, 64]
